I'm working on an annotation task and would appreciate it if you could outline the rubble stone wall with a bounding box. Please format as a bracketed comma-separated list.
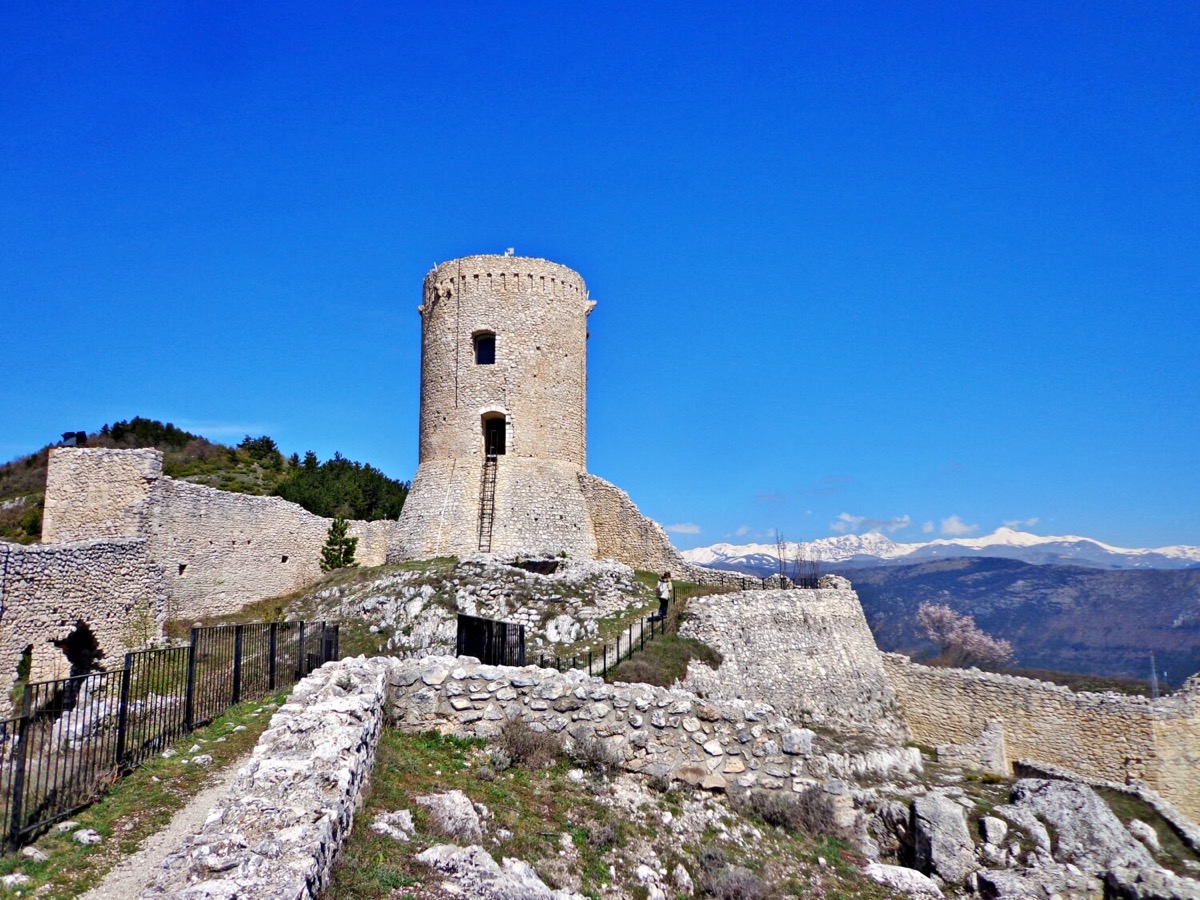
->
[38, 447, 393, 621]
[883, 653, 1200, 819]
[145, 654, 922, 898]
[0, 538, 166, 716]
[578, 474, 685, 573]
[679, 588, 909, 742]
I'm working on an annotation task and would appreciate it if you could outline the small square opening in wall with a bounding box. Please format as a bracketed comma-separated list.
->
[281, 555, 288, 564]
[178, 564, 187, 576]
[474, 332, 496, 365]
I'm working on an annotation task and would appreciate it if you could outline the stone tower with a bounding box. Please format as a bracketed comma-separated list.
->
[392, 253, 685, 569]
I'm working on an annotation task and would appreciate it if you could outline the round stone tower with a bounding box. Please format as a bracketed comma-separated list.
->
[418, 255, 593, 469]
[393, 254, 602, 559]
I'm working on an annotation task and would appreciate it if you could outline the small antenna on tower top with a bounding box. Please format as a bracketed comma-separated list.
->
[504, 247, 515, 257]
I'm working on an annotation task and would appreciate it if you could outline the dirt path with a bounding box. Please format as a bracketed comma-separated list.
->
[77, 758, 247, 899]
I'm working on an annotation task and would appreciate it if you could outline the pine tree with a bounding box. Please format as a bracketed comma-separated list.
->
[319, 516, 358, 572]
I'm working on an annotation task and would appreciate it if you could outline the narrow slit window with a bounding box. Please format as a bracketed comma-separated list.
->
[474, 332, 496, 365]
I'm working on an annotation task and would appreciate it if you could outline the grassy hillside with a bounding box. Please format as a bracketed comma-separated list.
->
[0, 417, 409, 543]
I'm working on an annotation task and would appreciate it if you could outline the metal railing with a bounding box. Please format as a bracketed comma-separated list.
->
[0, 620, 338, 849]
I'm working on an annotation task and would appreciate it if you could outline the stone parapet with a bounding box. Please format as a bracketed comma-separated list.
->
[678, 589, 909, 743]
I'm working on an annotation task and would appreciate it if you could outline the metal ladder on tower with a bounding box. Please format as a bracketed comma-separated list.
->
[478, 455, 498, 552]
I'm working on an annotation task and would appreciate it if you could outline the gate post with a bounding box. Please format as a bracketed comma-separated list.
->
[231, 624, 244, 705]
[268, 622, 278, 691]
[7, 684, 33, 848]
[183, 628, 199, 733]
[115, 656, 133, 766]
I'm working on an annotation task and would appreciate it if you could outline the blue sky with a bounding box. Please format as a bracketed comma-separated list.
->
[2, 2, 1197, 551]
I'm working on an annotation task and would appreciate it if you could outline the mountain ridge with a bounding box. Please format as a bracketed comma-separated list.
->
[683, 527, 1200, 571]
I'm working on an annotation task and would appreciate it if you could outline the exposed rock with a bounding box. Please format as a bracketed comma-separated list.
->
[416, 789, 488, 844]
[73, 828, 103, 845]
[1129, 819, 1163, 854]
[415, 843, 586, 899]
[863, 862, 943, 897]
[911, 791, 976, 885]
[370, 809, 415, 842]
[1105, 865, 1200, 900]
[1006, 779, 1155, 872]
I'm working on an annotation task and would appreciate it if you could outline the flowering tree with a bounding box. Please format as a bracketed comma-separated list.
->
[916, 602, 1014, 669]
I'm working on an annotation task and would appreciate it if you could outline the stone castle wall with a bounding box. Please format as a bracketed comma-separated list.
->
[883, 653, 1200, 819]
[0, 538, 167, 715]
[579, 474, 686, 574]
[678, 587, 909, 742]
[40, 448, 391, 620]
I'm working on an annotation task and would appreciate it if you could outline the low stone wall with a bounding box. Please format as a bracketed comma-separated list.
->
[144, 654, 922, 897]
[679, 588, 909, 742]
[883, 653, 1200, 820]
[0, 538, 166, 717]
[145, 656, 390, 899]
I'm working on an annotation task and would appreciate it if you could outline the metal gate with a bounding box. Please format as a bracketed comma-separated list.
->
[455, 614, 525, 666]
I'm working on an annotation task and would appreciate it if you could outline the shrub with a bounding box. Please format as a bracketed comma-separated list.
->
[702, 866, 769, 900]
[494, 717, 562, 769]
[568, 732, 622, 777]
[731, 786, 841, 838]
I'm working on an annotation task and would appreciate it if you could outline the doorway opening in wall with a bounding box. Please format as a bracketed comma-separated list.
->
[51, 621, 104, 710]
[483, 416, 506, 456]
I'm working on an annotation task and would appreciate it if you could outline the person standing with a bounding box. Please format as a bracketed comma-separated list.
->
[656, 571, 672, 620]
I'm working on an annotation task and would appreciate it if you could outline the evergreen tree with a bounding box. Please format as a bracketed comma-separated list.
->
[320, 516, 358, 572]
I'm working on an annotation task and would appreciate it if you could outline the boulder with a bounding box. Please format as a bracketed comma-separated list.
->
[1105, 865, 1200, 900]
[416, 844, 586, 900]
[863, 862, 943, 897]
[911, 791, 977, 885]
[416, 790, 487, 844]
[1007, 779, 1154, 873]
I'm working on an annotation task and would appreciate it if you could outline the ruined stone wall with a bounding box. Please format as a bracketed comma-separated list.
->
[146, 479, 391, 619]
[0, 538, 166, 716]
[883, 653, 1200, 820]
[578, 474, 686, 573]
[678, 588, 909, 742]
[38, 448, 394, 621]
[41, 448, 162, 542]
[146, 654, 922, 897]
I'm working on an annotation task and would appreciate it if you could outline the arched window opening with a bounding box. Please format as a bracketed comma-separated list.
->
[474, 332, 496, 365]
[482, 415, 506, 456]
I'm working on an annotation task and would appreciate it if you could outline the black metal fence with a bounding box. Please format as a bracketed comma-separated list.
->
[537, 610, 671, 679]
[456, 614, 525, 666]
[0, 620, 338, 849]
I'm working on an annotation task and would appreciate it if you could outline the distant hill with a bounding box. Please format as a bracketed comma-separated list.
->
[0, 418, 409, 543]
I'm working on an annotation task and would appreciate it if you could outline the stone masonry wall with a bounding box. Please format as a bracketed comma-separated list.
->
[578, 473, 686, 573]
[40, 448, 392, 621]
[42, 448, 161, 542]
[145, 654, 922, 897]
[418, 255, 591, 468]
[679, 587, 909, 743]
[883, 653, 1200, 820]
[0, 538, 167, 716]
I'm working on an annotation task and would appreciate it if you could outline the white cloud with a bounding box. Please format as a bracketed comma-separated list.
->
[922, 521, 935, 534]
[1002, 517, 1040, 529]
[665, 522, 701, 535]
[830, 512, 912, 534]
[940, 515, 979, 537]
[734, 525, 750, 537]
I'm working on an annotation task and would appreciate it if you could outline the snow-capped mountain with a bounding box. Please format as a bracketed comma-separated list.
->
[682, 528, 1200, 572]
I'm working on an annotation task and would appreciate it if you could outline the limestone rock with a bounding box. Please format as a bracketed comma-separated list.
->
[1105, 865, 1200, 900]
[979, 815, 1008, 847]
[1128, 819, 1162, 854]
[863, 862, 943, 897]
[911, 791, 977, 885]
[415, 843, 586, 900]
[1007, 779, 1155, 872]
[417, 789, 488, 844]
[371, 809, 415, 842]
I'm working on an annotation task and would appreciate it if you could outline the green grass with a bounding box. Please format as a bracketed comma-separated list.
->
[0, 693, 286, 899]
[326, 729, 630, 899]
